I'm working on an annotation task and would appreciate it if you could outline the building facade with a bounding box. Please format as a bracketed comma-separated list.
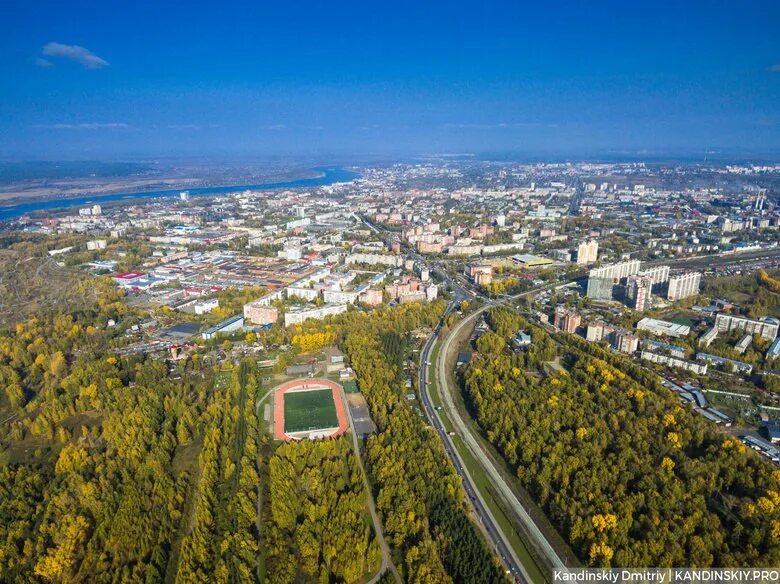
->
[667, 272, 701, 301]
[576, 240, 599, 265]
[626, 274, 652, 311]
[243, 304, 279, 325]
[714, 314, 779, 341]
[554, 306, 581, 334]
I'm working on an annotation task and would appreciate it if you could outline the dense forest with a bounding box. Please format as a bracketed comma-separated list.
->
[0, 290, 273, 583]
[266, 438, 380, 583]
[0, 322, 197, 581]
[0, 263, 383, 583]
[0, 239, 513, 584]
[339, 303, 510, 584]
[462, 307, 780, 568]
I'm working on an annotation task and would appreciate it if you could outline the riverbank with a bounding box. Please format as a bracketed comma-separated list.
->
[0, 166, 360, 221]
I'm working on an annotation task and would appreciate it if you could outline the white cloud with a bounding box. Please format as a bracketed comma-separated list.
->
[40, 42, 109, 69]
[259, 124, 287, 131]
[33, 122, 130, 130]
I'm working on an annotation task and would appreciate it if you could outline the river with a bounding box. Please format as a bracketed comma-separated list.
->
[0, 166, 360, 221]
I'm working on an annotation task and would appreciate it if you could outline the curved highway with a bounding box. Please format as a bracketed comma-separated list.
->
[435, 300, 568, 576]
[419, 300, 530, 583]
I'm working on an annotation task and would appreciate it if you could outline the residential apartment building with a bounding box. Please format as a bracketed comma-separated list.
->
[626, 274, 652, 311]
[640, 350, 708, 375]
[554, 306, 581, 334]
[667, 272, 702, 301]
[714, 314, 779, 341]
[576, 240, 599, 265]
[284, 303, 349, 327]
[612, 330, 639, 353]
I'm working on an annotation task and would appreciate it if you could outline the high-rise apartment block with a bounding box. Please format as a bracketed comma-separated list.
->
[576, 240, 599, 265]
[586, 259, 641, 299]
[667, 272, 701, 301]
[626, 274, 652, 311]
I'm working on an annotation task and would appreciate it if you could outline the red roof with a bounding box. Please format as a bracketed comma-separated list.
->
[113, 271, 146, 280]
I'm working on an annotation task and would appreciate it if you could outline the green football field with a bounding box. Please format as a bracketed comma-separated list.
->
[283, 389, 338, 433]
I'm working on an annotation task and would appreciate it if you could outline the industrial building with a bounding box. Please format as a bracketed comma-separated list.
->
[202, 315, 245, 340]
[512, 254, 554, 268]
[636, 317, 690, 338]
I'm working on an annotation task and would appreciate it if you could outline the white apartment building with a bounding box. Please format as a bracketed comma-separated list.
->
[284, 303, 348, 327]
[344, 253, 404, 268]
[586, 259, 641, 299]
[576, 240, 599, 265]
[667, 272, 701, 301]
[640, 350, 708, 375]
[323, 289, 360, 304]
[246, 288, 285, 307]
[287, 287, 320, 302]
[639, 265, 670, 288]
[588, 259, 641, 282]
[714, 314, 779, 341]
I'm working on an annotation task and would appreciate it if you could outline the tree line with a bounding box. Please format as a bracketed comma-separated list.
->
[461, 307, 780, 568]
[340, 303, 510, 583]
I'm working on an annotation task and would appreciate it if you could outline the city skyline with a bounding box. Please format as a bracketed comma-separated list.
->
[1, 0, 780, 159]
[4, 4, 780, 579]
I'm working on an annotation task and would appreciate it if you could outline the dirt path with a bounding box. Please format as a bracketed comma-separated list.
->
[339, 386, 401, 584]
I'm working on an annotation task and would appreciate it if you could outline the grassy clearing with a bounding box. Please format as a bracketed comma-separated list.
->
[283, 389, 338, 433]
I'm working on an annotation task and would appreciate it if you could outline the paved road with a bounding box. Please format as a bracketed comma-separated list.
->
[435, 300, 568, 578]
[419, 300, 528, 583]
[423, 247, 780, 579]
[368, 215, 780, 583]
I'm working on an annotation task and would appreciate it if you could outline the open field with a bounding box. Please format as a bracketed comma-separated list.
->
[0, 249, 92, 327]
[273, 379, 348, 441]
[283, 389, 338, 433]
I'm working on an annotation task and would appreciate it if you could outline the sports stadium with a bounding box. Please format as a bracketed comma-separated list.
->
[273, 378, 348, 441]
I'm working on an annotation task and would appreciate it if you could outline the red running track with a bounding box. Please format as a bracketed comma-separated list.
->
[273, 378, 348, 442]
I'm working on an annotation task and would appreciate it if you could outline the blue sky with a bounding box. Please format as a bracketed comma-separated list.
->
[1, 0, 779, 159]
